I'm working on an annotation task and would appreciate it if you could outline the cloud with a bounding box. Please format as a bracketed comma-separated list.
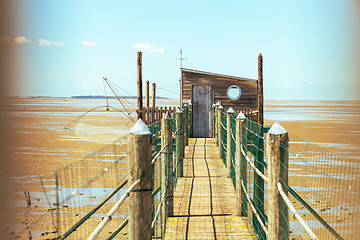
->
[37, 38, 65, 47]
[131, 43, 164, 53]
[82, 40, 95, 47]
[0, 36, 11, 45]
[52, 41, 65, 46]
[80, 83, 98, 89]
[14, 36, 31, 45]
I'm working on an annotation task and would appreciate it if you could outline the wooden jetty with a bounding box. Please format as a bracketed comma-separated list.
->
[165, 138, 255, 239]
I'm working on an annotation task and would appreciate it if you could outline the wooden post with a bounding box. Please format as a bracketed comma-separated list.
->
[236, 112, 247, 216]
[267, 122, 289, 240]
[184, 104, 188, 146]
[226, 107, 234, 178]
[175, 109, 181, 180]
[137, 51, 143, 120]
[255, 56, 265, 239]
[212, 104, 216, 140]
[188, 102, 192, 138]
[146, 80, 149, 108]
[128, 119, 152, 240]
[217, 105, 223, 156]
[152, 82, 156, 124]
[176, 109, 185, 177]
[258, 53, 263, 125]
[161, 112, 174, 220]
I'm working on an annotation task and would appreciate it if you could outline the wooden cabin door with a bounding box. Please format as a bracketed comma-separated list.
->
[192, 85, 213, 137]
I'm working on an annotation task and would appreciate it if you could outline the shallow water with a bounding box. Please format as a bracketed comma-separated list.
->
[3, 98, 360, 238]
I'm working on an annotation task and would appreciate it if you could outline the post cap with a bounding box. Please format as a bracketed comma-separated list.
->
[175, 108, 182, 113]
[268, 122, 287, 135]
[163, 111, 171, 119]
[236, 112, 246, 120]
[218, 105, 223, 109]
[129, 119, 151, 135]
[227, 107, 235, 113]
[215, 102, 221, 106]
[212, 104, 216, 107]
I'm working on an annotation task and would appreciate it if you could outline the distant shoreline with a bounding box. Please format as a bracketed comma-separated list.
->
[2, 96, 359, 102]
[4, 95, 170, 99]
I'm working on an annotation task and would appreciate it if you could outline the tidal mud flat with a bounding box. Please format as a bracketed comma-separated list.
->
[0, 98, 359, 239]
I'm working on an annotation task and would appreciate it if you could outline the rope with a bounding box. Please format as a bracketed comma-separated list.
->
[151, 143, 168, 165]
[152, 130, 161, 138]
[172, 128, 180, 138]
[245, 127, 265, 140]
[221, 122, 226, 130]
[231, 132, 236, 142]
[151, 187, 167, 229]
[87, 179, 141, 240]
[103, 78, 136, 123]
[241, 180, 268, 235]
[241, 147, 268, 182]
[221, 141, 227, 152]
[277, 182, 319, 240]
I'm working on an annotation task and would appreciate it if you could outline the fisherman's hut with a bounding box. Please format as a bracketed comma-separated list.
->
[181, 57, 263, 138]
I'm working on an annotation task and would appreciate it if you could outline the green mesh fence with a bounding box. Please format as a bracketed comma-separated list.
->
[48, 105, 190, 240]
[220, 109, 227, 165]
[215, 105, 359, 240]
[284, 133, 360, 239]
[55, 135, 129, 239]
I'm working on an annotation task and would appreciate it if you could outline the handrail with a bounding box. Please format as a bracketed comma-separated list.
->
[241, 180, 268, 235]
[60, 178, 128, 239]
[151, 143, 168, 165]
[277, 182, 319, 240]
[151, 187, 167, 229]
[241, 147, 268, 182]
[87, 179, 141, 240]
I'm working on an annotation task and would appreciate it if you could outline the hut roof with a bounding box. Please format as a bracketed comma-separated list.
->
[180, 67, 257, 83]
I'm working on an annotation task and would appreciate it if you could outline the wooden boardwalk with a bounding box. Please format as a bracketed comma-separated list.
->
[165, 138, 255, 239]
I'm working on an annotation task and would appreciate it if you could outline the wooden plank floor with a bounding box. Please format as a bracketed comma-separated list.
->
[165, 138, 255, 239]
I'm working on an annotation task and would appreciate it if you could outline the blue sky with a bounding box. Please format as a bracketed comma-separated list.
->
[1, 0, 360, 100]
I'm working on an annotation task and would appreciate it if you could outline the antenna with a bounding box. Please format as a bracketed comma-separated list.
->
[176, 49, 187, 107]
[176, 48, 187, 68]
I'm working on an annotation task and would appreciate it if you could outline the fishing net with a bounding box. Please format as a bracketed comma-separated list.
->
[65, 106, 136, 145]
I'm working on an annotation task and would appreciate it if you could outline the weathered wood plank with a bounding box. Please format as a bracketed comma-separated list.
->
[192, 85, 212, 137]
[165, 138, 255, 239]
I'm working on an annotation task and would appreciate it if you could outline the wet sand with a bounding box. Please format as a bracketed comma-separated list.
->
[1, 98, 359, 239]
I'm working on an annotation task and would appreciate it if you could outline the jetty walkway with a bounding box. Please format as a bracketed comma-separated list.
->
[165, 138, 254, 239]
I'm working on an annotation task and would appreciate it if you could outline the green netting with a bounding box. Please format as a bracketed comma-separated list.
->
[220, 109, 227, 165]
[215, 105, 360, 240]
[48, 105, 191, 240]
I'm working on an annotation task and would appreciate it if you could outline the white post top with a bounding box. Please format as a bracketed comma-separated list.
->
[215, 102, 221, 106]
[268, 122, 287, 135]
[163, 111, 171, 119]
[212, 104, 216, 107]
[218, 105, 223, 109]
[227, 107, 235, 113]
[129, 119, 151, 135]
[175, 108, 182, 113]
[236, 112, 246, 120]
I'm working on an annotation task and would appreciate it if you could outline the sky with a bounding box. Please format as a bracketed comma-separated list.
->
[1, 0, 359, 100]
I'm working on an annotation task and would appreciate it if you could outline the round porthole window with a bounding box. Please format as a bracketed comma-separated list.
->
[227, 85, 242, 100]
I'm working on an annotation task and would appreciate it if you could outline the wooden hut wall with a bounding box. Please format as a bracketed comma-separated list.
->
[182, 71, 258, 111]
